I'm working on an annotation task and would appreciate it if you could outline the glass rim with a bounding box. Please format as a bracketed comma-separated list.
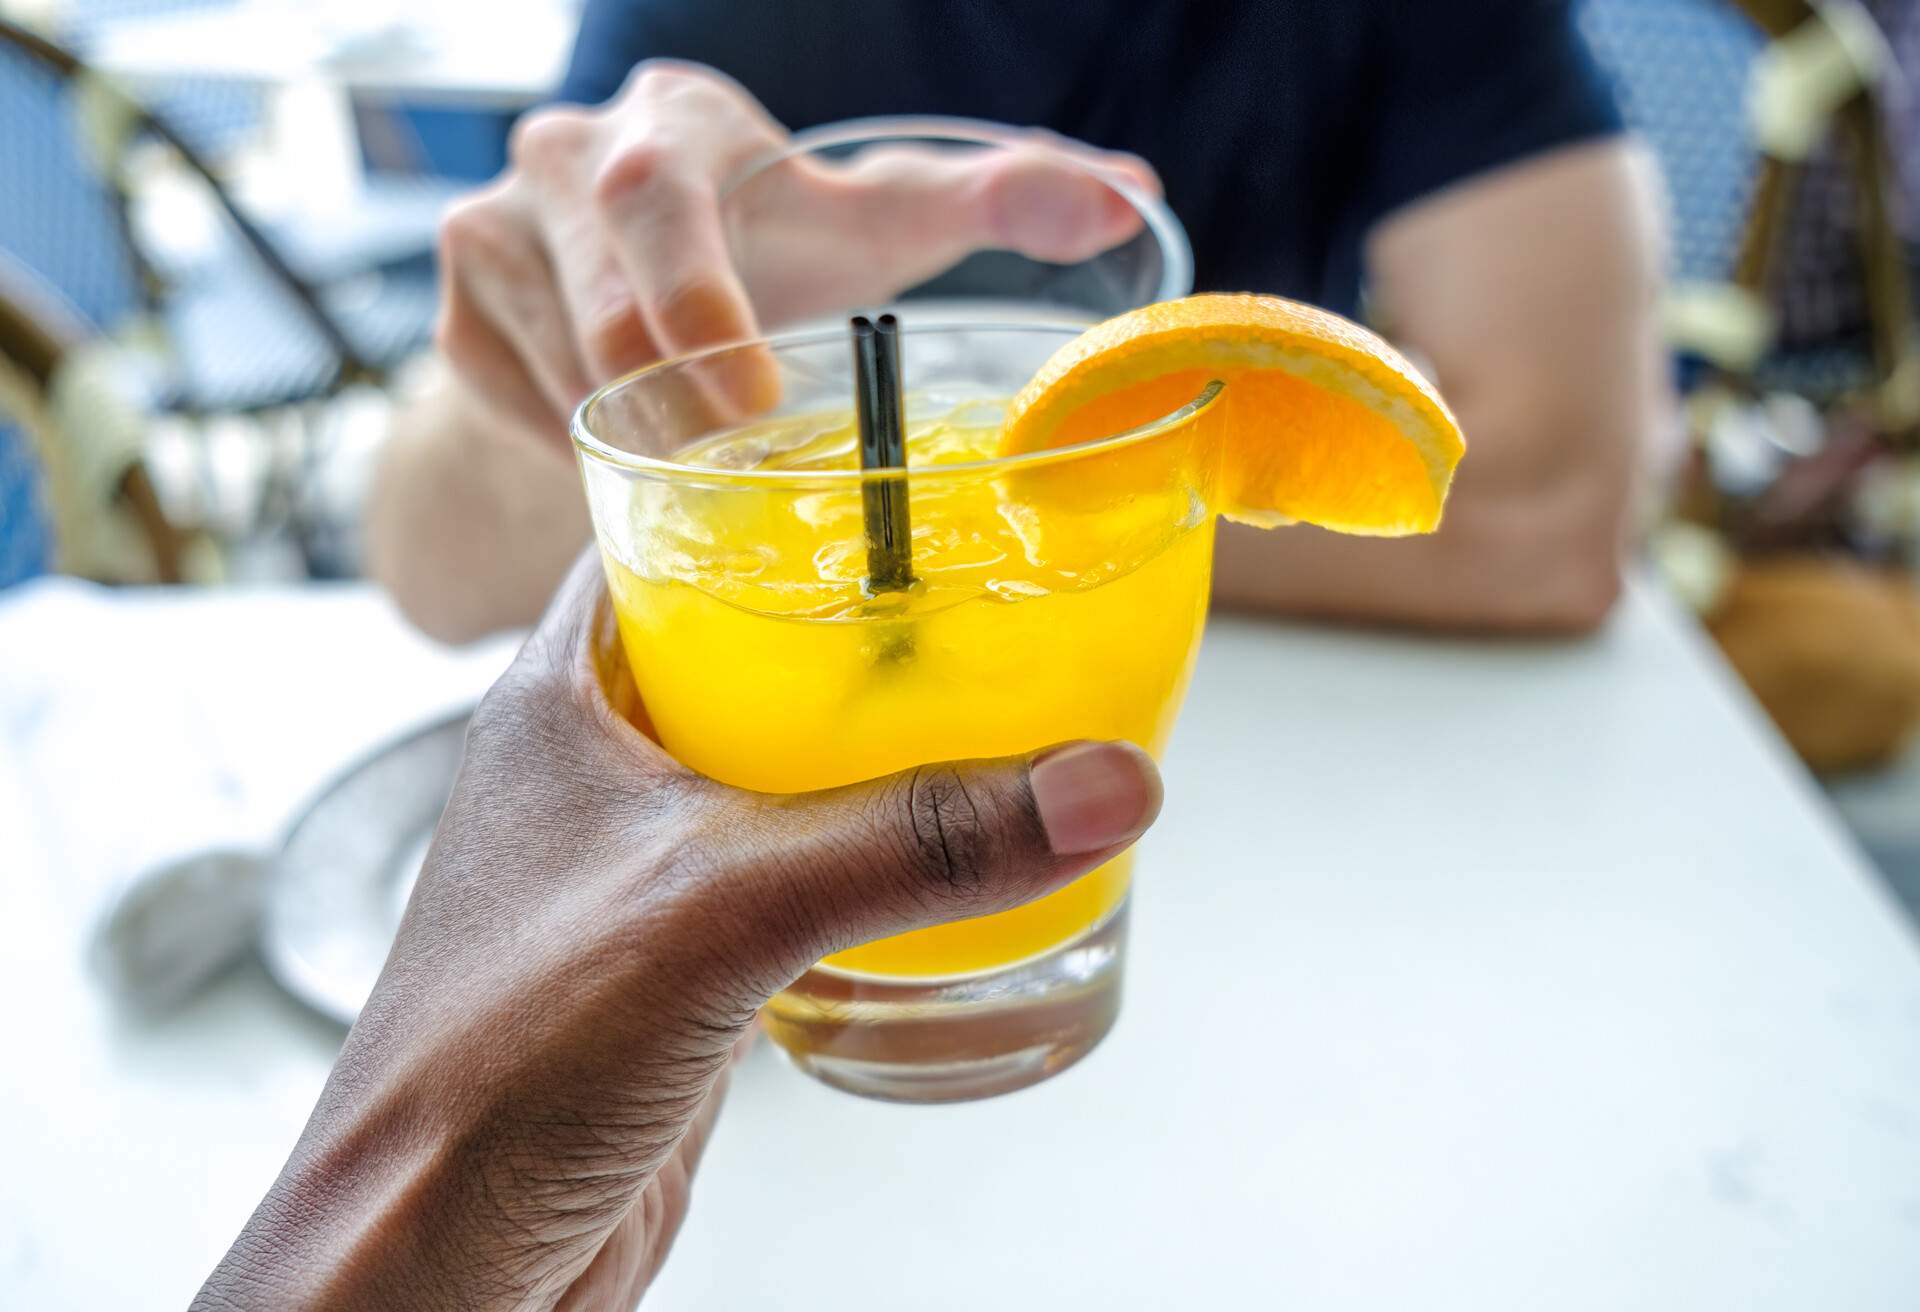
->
[570, 319, 1222, 488]
[722, 115, 1194, 306]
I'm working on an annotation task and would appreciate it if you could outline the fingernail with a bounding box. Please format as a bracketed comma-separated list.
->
[1030, 741, 1163, 856]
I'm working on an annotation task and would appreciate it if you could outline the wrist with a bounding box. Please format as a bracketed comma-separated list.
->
[196, 1069, 501, 1311]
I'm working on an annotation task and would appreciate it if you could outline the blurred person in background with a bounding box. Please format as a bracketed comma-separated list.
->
[367, 0, 1671, 641]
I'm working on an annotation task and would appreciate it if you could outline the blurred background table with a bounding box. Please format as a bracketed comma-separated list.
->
[2, 575, 1916, 1309]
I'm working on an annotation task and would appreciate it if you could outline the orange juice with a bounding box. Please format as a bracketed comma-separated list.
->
[576, 298, 1461, 1101]
[598, 398, 1215, 978]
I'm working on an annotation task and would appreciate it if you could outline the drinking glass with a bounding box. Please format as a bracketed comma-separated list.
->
[574, 323, 1220, 1101]
[722, 116, 1192, 329]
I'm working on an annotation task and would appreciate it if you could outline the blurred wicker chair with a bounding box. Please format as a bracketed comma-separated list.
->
[0, 16, 438, 574]
[1580, 0, 1916, 405]
[0, 249, 190, 584]
[1585, 0, 1920, 772]
[1578, 0, 1768, 289]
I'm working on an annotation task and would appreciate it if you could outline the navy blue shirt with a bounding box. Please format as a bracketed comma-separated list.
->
[556, 0, 1621, 318]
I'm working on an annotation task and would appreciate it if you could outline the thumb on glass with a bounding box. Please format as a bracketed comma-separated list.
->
[703, 740, 1162, 994]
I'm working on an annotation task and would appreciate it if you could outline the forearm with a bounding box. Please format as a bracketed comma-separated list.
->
[194, 1182, 458, 1312]
[194, 1015, 653, 1312]
[364, 370, 591, 644]
[1248, 138, 1670, 633]
[194, 1092, 489, 1312]
[1210, 373, 1650, 633]
[1211, 468, 1629, 633]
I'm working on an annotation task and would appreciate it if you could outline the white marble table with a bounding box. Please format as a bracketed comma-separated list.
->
[2, 577, 1917, 1310]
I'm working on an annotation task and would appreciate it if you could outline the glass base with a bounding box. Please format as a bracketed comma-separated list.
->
[760, 901, 1128, 1104]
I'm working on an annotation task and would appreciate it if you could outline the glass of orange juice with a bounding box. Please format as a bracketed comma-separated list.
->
[574, 120, 1200, 1101]
[574, 321, 1221, 1102]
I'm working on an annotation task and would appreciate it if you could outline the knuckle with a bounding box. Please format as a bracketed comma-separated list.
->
[437, 191, 533, 281]
[592, 140, 675, 212]
[901, 765, 992, 904]
[437, 195, 498, 263]
[439, 194, 545, 295]
[627, 58, 693, 98]
[507, 106, 591, 171]
[625, 59, 734, 114]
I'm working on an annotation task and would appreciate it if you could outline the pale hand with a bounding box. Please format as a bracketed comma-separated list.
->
[435, 59, 1158, 440]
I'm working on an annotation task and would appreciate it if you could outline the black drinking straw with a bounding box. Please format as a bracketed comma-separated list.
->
[851, 313, 915, 592]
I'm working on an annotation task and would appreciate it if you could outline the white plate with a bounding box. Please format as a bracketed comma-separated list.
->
[259, 712, 470, 1024]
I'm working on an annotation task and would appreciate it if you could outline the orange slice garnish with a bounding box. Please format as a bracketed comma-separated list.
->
[1001, 293, 1464, 533]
